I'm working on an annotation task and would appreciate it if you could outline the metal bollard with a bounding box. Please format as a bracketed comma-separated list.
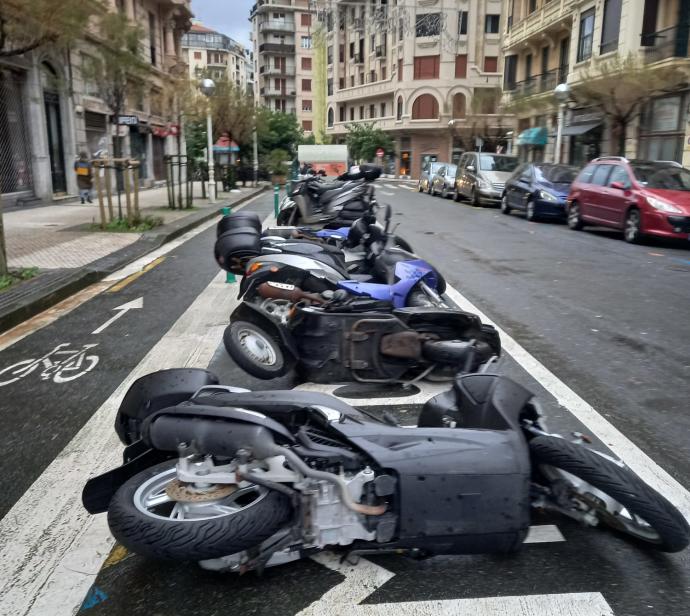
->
[220, 205, 236, 283]
[274, 184, 280, 218]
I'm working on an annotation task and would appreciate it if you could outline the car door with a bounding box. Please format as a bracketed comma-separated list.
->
[512, 165, 534, 211]
[462, 154, 478, 198]
[585, 164, 614, 223]
[456, 154, 468, 196]
[604, 165, 634, 228]
[433, 165, 446, 193]
[504, 164, 524, 207]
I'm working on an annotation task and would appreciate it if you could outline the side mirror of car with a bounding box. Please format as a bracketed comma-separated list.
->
[467, 165, 476, 173]
[610, 181, 625, 190]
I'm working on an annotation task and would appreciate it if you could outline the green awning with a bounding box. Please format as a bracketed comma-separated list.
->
[516, 127, 548, 146]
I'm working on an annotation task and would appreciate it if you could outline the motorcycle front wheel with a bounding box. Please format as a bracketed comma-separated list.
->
[530, 436, 690, 552]
[224, 320, 293, 379]
[108, 462, 292, 561]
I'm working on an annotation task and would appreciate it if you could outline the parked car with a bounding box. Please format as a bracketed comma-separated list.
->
[455, 152, 519, 206]
[418, 161, 445, 193]
[430, 164, 458, 199]
[567, 157, 690, 243]
[501, 163, 578, 221]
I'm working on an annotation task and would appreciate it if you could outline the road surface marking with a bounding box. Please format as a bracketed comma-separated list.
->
[444, 285, 690, 519]
[524, 524, 565, 543]
[380, 191, 395, 196]
[297, 553, 613, 616]
[91, 297, 144, 334]
[383, 184, 399, 191]
[105, 256, 166, 293]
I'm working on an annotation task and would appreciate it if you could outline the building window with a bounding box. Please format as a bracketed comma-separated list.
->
[504, 54, 518, 90]
[485, 15, 500, 33]
[484, 56, 498, 72]
[455, 54, 467, 78]
[302, 79, 311, 91]
[301, 13, 312, 27]
[339, 77, 345, 89]
[302, 57, 312, 70]
[340, 106, 346, 122]
[452, 93, 466, 118]
[369, 104, 376, 118]
[302, 99, 312, 111]
[327, 108, 334, 127]
[148, 13, 157, 66]
[529, 0, 537, 12]
[349, 42, 355, 58]
[411, 94, 439, 120]
[380, 102, 386, 117]
[577, 9, 595, 61]
[327, 78, 333, 95]
[350, 107, 355, 121]
[350, 75, 355, 87]
[396, 97, 403, 120]
[327, 46, 333, 64]
[359, 106, 364, 119]
[193, 51, 202, 60]
[458, 11, 468, 35]
[398, 58, 403, 81]
[339, 45, 344, 62]
[303, 120, 312, 131]
[415, 13, 441, 37]
[370, 70, 376, 83]
[600, 0, 622, 54]
[413, 55, 440, 79]
[382, 66, 386, 80]
[301, 36, 312, 49]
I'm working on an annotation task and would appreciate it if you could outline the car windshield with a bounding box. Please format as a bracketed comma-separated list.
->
[479, 155, 519, 172]
[534, 165, 578, 184]
[445, 164, 457, 177]
[630, 164, 690, 191]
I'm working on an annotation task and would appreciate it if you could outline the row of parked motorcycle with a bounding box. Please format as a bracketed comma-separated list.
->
[81, 165, 689, 577]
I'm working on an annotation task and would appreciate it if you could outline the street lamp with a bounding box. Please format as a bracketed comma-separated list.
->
[553, 83, 570, 165]
[199, 78, 216, 203]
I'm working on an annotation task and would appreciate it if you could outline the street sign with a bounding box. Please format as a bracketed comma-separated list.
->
[117, 115, 139, 126]
[376, 148, 385, 158]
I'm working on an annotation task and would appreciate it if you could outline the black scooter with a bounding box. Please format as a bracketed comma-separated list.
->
[82, 369, 690, 572]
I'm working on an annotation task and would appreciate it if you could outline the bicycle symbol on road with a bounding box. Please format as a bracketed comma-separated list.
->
[0, 343, 100, 387]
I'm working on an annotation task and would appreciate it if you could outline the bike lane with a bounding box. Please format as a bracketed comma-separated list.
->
[0, 196, 274, 520]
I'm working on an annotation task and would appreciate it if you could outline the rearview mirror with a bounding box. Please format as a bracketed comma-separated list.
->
[610, 181, 625, 190]
[467, 165, 476, 173]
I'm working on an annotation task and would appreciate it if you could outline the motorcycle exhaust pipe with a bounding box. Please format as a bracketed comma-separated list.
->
[257, 282, 326, 305]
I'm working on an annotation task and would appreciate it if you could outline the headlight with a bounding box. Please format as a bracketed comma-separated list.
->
[646, 195, 682, 214]
[538, 190, 558, 202]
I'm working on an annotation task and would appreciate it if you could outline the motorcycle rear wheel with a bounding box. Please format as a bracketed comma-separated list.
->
[530, 436, 690, 552]
[108, 462, 292, 561]
[224, 320, 293, 379]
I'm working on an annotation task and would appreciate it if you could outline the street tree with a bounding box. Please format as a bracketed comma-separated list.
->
[0, 0, 103, 275]
[345, 122, 393, 162]
[256, 108, 304, 158]
[573, 54, 685, 155]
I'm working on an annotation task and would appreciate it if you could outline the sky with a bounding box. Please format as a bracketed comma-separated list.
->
[190, 0, 255, 48]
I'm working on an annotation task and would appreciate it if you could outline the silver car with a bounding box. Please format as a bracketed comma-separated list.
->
[418, 161, 445, 194]
[430, 164, 458, 199]
[455, 153, 519, 206]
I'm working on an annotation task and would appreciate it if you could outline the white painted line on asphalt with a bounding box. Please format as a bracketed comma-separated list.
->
[298, 553, 613, 616]
[91, 297, 143, 334]
[380, 191, 395, 196]
[444, 285, 690, 519]
[524, 524, 565, 544]
[383, 184, 399, 191]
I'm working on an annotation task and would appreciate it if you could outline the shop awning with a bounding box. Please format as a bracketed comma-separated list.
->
[516, 127, 548, 146]
[558, 121, 601, 136]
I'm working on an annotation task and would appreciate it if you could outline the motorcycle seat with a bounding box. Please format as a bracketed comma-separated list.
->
[312, 181, 346, 195]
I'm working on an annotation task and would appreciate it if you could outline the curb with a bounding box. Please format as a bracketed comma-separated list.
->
[0, 186, 267, 335]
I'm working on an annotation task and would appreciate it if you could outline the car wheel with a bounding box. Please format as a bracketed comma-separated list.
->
[418, 181, 424, 192]
[471, 187, 481, 207]
[500, 194, 511, 215]
[427, 182, 433, 195]
[453, 188, 462, 202]
[441, 185, 448, 199]
[567, 201, 583, 230]
[624, 208, 643, 243]
[526, 200, 538, 222]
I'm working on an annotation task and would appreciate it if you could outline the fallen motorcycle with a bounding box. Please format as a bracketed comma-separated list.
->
[82, 369, 690, 573]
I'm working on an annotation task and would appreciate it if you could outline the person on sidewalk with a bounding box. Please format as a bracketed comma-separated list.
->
[74, 152, 93, 204]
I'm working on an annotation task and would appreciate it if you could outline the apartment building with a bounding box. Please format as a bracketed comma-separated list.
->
[182, 22, 251, 94]
[324, 0, 508, 179]
[0, 0, 192, 204]
[502, 0, 690, 166]
[250, 0, 316, 133]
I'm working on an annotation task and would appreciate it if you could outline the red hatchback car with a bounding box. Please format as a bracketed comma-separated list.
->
[567, 157, 690, 243]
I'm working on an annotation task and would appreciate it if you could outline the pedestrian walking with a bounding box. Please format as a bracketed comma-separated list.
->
[74, 152, 93, 204]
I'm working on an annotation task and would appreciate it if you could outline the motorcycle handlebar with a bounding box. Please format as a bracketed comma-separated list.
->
[257, 282, 326, 304]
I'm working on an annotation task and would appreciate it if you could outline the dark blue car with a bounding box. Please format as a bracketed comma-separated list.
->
[500, 163, 578, 221]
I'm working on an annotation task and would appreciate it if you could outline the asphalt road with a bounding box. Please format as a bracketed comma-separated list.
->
[0, 188, 688, 616]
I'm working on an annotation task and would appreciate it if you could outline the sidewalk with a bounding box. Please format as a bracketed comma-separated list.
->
[0, 183, 266, 333]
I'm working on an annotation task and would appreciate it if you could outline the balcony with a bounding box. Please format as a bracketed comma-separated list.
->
[640, 25, 690, 64]
[505, 67, 568, 97]
[331, 77, 396, 102]
[504, 1, 573, 50]
[259, 43, 295, 54]
[327, 116, 397, 135]
[261, 65, 296, 76]
[259, 20, 295, 33]
[260, 87, 296, 98]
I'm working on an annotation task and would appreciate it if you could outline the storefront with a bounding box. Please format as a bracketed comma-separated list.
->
[638, 92, 688, 163]
[0, 68, 33, 198]
[563, 110, 604, 167]
[515, 127, 547, 162]
[130, 125, 149, 180]
[85, 111, 109, 158]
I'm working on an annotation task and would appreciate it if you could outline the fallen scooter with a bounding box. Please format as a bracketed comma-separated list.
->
[82, 369, 690, 572]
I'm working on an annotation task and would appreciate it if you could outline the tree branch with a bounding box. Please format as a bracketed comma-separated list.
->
[0, 33, 58, 57]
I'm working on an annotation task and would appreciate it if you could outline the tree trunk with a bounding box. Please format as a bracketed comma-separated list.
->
[0, 191, 7, 277]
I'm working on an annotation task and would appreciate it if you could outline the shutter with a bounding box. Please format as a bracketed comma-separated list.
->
[84, 112, 107, 132]
[455, 55, 467, 78]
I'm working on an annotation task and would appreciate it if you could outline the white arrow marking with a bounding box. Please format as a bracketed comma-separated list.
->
[298, 552, 614, 616]
[91, 297, 143, 335]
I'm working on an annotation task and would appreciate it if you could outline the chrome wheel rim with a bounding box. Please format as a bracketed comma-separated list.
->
[501, 196, 509, 212]
[568, 205, 579, 227]
[527, 202, 535, 220]
[133, 468, 268, 522]
[625, 211, 640, 241]
[237, 328, 278, 366]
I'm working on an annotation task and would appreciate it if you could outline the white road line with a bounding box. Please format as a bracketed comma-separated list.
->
[444, 285, 690, 519]
[298, 553, 613, 616]
[383, 184, 399, 191]
[379, 191, 395, 197]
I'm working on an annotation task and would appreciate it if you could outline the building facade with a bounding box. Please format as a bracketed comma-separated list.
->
[250, 0, 316, 133]
[323, 0, 509, 179]
[502, 0, 690, 166]
[182, 22, 251, 94]
[0, 0, 191, 205]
